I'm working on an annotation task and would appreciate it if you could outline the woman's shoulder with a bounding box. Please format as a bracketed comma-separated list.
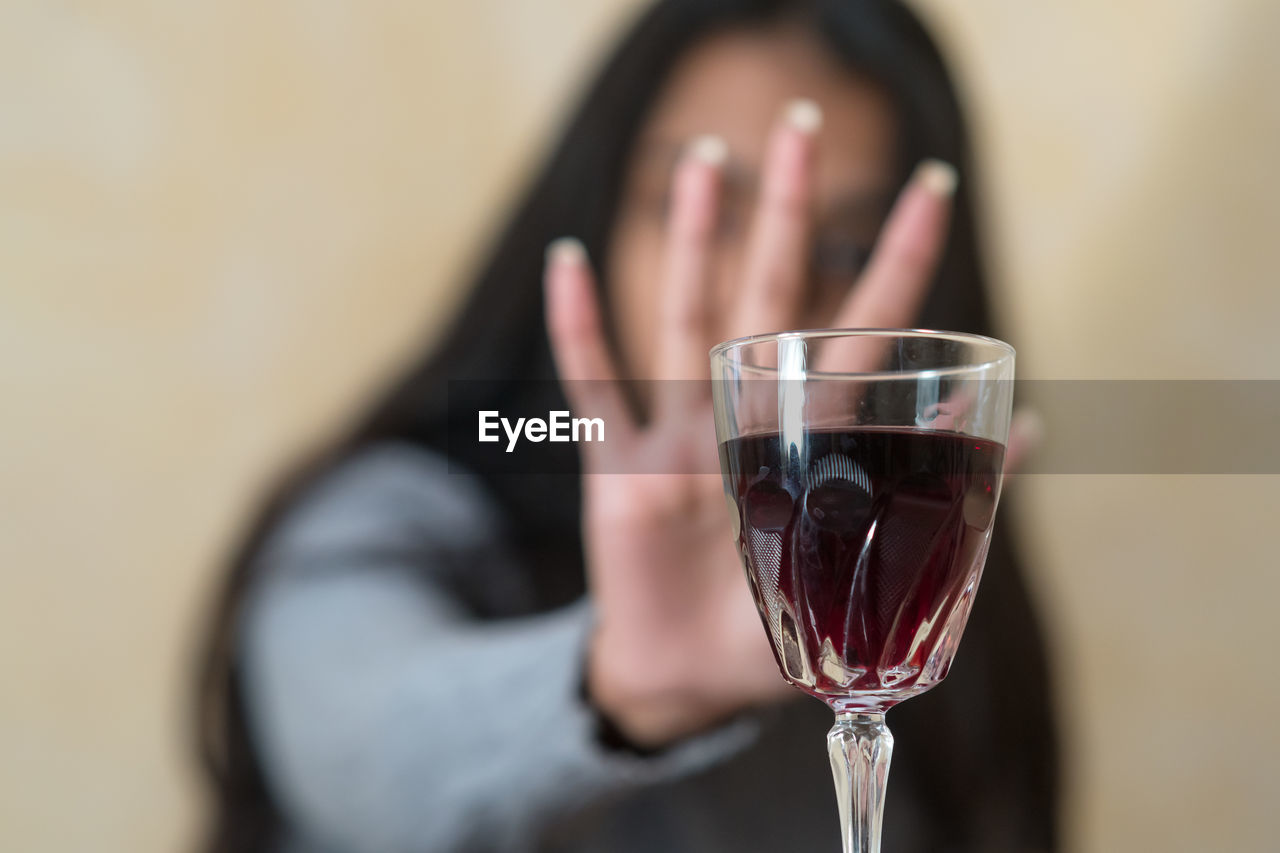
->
[245, 441, 539, 616]
[257, 441, 507, 570]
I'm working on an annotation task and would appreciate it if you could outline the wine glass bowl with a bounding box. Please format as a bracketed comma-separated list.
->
[710, 329, 1014, 853]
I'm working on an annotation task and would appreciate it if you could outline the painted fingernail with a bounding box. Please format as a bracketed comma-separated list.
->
[546, 236, 587, 267]
[915, 159, 959, 197]
[784, 98, 823, 134]
[686, 134, 728, 167]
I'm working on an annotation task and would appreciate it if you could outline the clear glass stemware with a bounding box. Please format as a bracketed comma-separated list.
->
[710, 329, 1015, 853]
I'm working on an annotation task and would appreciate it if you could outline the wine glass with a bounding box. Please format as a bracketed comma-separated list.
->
[710, 328, 1015, 853]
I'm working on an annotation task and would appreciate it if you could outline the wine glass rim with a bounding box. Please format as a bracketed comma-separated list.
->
[709, 327, 1015, 378]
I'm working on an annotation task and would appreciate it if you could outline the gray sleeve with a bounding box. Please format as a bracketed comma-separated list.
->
[239, 444, 759, 853]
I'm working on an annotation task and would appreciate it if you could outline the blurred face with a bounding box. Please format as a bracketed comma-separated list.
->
[607, 22, 898, 380]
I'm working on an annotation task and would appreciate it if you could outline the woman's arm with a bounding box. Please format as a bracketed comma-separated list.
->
[239, 443, 757, 852]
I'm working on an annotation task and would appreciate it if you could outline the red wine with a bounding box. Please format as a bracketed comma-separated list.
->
[721, 427, 1004, 711]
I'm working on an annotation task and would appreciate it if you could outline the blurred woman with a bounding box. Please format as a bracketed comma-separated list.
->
[196, 1, 1058, 850]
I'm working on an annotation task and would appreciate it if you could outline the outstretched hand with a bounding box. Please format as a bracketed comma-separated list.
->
[544, 99, 958, 748]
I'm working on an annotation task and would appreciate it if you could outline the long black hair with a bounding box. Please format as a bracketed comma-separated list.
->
[195, 1, 1058, 849]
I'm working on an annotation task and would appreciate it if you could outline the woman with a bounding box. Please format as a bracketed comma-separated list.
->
[196, 0, 1058, 850]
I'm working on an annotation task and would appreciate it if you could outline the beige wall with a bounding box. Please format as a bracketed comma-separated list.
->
[1, 2, 1276, 851]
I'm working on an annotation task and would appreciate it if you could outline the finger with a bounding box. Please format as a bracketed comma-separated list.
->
[920, 386, 978, 432]
[730, 98, 822, 339]
[831, 159, 957, 330]
[656, 135, 726, 385]
[1003, 408, 1045, 475]
[544, 238, 634, 442]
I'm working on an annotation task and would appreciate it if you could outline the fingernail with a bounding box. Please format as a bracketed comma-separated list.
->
[686, 134, 728, 167]
[546, 236, 586, 267]
[784, 98, 823, 134]
[915, 159, 959, 197]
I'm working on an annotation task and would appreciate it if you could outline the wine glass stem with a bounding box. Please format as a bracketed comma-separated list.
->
[827, 711, 894, 853]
